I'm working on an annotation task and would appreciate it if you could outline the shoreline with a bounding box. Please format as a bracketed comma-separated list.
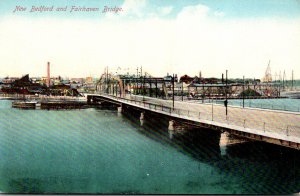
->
[0, 94, 87, 101]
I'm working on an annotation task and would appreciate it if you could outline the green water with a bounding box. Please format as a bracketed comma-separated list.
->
[0, 100, 299, 194]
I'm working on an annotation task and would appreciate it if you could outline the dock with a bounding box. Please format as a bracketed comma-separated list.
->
[12, 101, 37, 109]
[12, 100, 87, 110]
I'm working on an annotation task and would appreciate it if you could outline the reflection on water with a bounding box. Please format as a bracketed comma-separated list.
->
[219, 132, 250, 156]
[0, 100, 299, 194]
[219, 142, 299, 194]
[124, 110, 300, 194]
[168, 129, 173, 139]
[140, 119, 144, 126]
[220, 132, 228, 156]
[7, 178, 43, 193]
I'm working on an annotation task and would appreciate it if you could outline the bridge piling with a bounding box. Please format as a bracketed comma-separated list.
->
[117, 106, 122, 113]
[168, 120, 175, 131]
[140, 112, 145, 120]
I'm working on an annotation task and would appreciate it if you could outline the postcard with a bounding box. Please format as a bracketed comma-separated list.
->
[0, 0, 299, 194]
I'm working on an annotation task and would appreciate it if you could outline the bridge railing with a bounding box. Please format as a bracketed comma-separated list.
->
[101, 93, 300, 139]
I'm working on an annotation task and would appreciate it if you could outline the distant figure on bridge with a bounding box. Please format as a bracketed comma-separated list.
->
[224, 100, 228, 107]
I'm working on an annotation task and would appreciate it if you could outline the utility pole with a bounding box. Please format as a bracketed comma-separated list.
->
[106, 66, 109, 94]
[181, 81, 184, 101]
[222, 73, 224, 83]
[149, 78, 152, 97]
[141, 66, 143, 95]
[136, 67, 139, 95]
[104, 68, 107, 94]
[155, 78, 158, 98]
[243, 75, 245, 108]
[143, 75, 145, 97]
[113, 80, 114, 95]
[225, 70, 228, 116]
[116, 81, 118, 97]
[172, 74, 175, 110]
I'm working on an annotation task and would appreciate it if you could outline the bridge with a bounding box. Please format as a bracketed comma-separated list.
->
[87, 93, 300, 150]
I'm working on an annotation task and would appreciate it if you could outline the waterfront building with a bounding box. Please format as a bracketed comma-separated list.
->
[180, 74, 193, 84]
[0, 74, 46, 94]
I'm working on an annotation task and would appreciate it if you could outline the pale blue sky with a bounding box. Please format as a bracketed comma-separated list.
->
[0, 0, 299, 79]
[0, 0, 299, 18]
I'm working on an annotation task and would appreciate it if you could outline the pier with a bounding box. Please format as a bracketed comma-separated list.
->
[11, 95, 87, 110]
[87, 93, 300, 150]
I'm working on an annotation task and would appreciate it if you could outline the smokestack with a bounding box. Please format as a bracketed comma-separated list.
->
[47, 62, 50, 87]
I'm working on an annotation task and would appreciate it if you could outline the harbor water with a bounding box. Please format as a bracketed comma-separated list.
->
[0, 100, 299, 194]
[211, 98, 300, 112]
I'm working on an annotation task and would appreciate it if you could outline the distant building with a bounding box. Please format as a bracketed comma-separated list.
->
[31, 77, 42, 84]
[70, 78, 84, 84]
[1, 74, 46, 94]
[41, 77, 48, 85]
[179, 74, 193, 84]
[52, 76, 62, 85]
[85, 76, 93, 84]
[2, 77, 19, 84]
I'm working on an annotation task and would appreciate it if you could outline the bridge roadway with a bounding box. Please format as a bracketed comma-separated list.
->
[88, 93, 300, 150]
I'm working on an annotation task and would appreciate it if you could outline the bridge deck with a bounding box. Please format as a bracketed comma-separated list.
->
[90, 94, 300, 147]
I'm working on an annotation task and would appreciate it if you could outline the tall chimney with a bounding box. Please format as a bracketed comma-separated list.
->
[47, 62, 50, 87]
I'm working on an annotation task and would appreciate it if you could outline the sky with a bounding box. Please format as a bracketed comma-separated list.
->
[0, 0, 299, 79]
